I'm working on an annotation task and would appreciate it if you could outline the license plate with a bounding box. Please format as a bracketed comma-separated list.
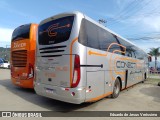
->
[45, 88, 56, 94]
[16, 77, 20, 84]
[15, 81, 20, 84]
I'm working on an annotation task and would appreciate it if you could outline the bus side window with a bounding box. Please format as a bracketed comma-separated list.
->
[78, 19, 87, 46]
[126, 51, 132, 57]
[85, 20, 99, 49]
[135, 50, 144, 60]
[98, 27, 121, 54]
[79, 19, 121, 53]
[132, 51, 136, 58]
[98, 28, 111, 51]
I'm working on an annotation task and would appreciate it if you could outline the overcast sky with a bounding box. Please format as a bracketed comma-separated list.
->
[0, 0, 160, 52]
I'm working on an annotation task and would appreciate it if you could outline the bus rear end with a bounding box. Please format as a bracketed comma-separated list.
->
[11, 23, 38, 88]
[34, 12, 86, 104]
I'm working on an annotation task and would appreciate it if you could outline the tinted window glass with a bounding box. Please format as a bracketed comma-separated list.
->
[85, 20, 99, 49]
[135, 50, 144, 60]
[98, 28, 122, 54]
[79, 19, 122, 54]
[38, 16, 74, 45]
[125, 48, 136, 58]
[78, 19, 87, 46]
[12, 24, 30, 41]
[118, 37, 136, 58]
[79, 19, 146, 59]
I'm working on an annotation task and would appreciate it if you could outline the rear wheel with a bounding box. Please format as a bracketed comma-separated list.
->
[144, 73, 147, 80]
[111, 78, 120, 98]
[142, 73, 147, 83]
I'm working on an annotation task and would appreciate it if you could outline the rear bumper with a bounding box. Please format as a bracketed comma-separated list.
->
[34, 82, 86, 104]
[11, 77, 34, 89]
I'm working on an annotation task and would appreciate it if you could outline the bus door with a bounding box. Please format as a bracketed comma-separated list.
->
[126, 67, 135, 87]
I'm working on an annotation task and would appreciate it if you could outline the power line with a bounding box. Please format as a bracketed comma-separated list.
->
[113, 0, 158, 32]
[109, 0, 140, 21]
[108, 0, 146, 26]
[127, 34, 160, 41]
[108, 0, 153, 27]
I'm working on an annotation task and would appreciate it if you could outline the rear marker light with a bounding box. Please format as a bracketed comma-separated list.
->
[71, 92, 75, 96]
[86, 89, 92, 93]
[65, 88, 69, 91]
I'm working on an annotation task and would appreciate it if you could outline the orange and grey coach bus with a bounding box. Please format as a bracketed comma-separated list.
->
[11, 23, 38, 88]
[34, 11, 149, 104]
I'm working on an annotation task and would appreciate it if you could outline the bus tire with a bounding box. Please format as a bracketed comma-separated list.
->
[111, 78, 120, 98]
[144, 73, 147, 80]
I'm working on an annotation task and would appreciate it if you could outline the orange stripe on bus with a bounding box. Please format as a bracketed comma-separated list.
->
[88, 42, 126, 57]
[118, 57, 139, 63]
[88, 50, 107, 56]
[113, 50, 126, 54]
[70, 37, 78, 87]
[86, 91, 113, 102]
[107, 42, 126, 52]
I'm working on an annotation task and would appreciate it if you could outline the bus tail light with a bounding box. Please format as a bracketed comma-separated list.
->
[71, 55, 81, 88]
[28, 63, 34, 78]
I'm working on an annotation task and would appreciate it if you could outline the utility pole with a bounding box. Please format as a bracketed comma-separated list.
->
[98, 19, 107, 26]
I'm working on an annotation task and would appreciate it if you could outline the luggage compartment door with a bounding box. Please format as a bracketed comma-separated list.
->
[86, 71, 105, 100]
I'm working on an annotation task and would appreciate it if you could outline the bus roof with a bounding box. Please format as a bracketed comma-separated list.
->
[39, 11, 83, 25]
[39, 11, 147, 55]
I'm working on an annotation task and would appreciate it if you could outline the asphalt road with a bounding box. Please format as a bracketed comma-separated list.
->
[0, 69, 160, 119]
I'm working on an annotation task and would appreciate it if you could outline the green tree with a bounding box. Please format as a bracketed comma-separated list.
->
[149, 47, 160, 70]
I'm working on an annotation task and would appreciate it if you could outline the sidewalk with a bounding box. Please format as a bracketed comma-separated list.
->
[149, 76, 160, 79]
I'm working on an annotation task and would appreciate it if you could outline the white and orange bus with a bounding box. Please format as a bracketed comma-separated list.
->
[11, 23, 38, 88]
[34, 11, 149, 104]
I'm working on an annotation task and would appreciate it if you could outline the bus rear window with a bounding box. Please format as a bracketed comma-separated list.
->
[38, 16, 74, 45]
[12, 24, 31, 41]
